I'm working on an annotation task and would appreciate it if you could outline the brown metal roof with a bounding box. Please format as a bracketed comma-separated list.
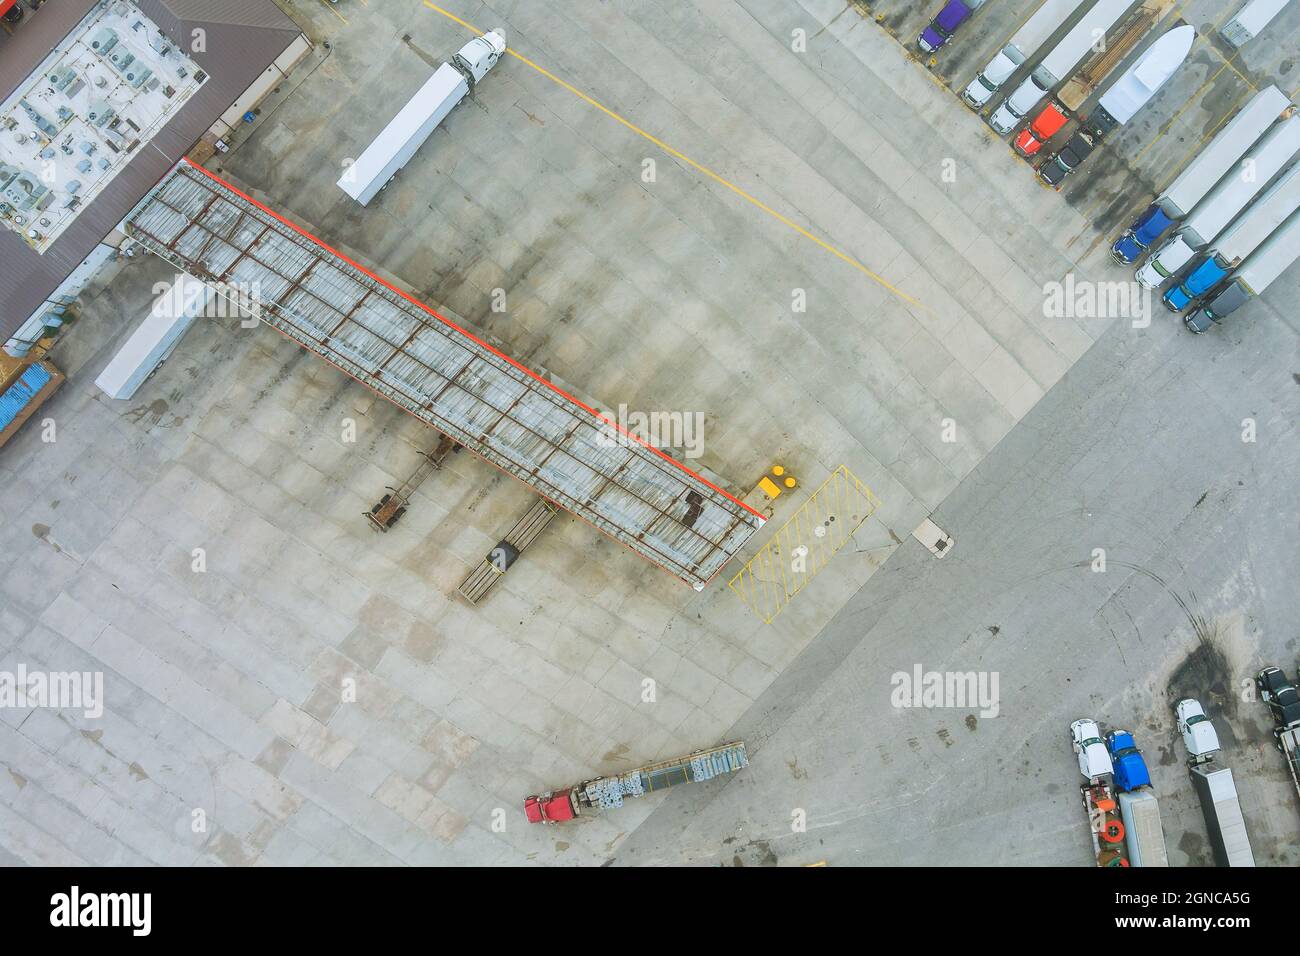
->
[142, 0, 301, 31]
[0, 1, 302, 342]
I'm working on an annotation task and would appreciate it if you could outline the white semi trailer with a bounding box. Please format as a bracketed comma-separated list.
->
[1156, 85, 1294, 219]
[1082, 24, 1194, 138]
[95, 274, 213, 401]
[1117, 790, 1169, 867]
[1110, 85, 1292, 263]
[1189, 764, 1255, 867]
[1161, 160, 1300, 311]
[989, 0, 1138, 134]
[962, 0, 1092, 108]
[1136, 114, 1300, 287]
[1221, 0, 1293, 47]
[338, 31, 506, 206]
[1186, 210, 1300, 330]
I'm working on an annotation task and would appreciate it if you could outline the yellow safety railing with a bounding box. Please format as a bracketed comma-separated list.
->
[727, 465, 880, 624]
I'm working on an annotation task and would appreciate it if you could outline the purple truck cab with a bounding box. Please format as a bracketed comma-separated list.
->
[919, 0, 975, 53]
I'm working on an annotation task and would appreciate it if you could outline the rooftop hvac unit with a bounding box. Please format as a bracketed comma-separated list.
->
[89, 28, 119, 54]
[47, 68, 78, 92]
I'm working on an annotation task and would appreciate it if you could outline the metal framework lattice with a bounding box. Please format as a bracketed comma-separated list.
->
[123, 161, 763, 589]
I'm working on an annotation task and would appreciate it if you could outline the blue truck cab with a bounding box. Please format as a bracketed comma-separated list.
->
[1105, 730, 1152, 792]
[1111, 204, 1174, 265]
[1162, 255, 1229, 312]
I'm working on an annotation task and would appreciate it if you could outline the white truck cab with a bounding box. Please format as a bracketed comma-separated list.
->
[453, 30, 507, 85]
[963, 51, 1017, 108]
[989, 77, 1046, 134]
[1071, 718, 1114, 780]
[1135, 235, 1195, 288]
[1176, 698, 1221, 763]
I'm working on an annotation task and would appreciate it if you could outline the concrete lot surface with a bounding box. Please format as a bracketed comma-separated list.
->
[0, 0, 1297, 866]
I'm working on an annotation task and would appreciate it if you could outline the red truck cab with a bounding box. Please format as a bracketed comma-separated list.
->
[1014, 102, 1068, 157]
[1, 0, 23, 25]
[524, 791, 577, 823]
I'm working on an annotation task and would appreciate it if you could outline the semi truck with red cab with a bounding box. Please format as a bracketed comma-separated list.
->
[525, 741, 748, 823]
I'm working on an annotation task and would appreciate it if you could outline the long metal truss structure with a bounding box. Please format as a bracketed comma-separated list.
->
[122, 161, 763, 588]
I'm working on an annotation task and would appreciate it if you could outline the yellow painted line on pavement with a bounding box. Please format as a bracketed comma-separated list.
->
[422, 2, 922, 309]
[727, 465, 880, 625]
[1130, 5, 1246, 169]
[318, 0, 348, 25]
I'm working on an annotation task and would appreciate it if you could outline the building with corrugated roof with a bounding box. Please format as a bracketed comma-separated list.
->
[0, 0, 308, 351]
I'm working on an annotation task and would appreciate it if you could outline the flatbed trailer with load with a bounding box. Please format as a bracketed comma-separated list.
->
[1057, 0, 1175, 113]
[1106, 729, 1169, 866]
[1082, 778, 1131, 866]
[525, 741, 748, 823]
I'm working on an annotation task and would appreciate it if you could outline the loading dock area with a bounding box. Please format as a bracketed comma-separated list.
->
[867, 0, 1300, 234]
[5, 0, 1296, 870]
[0, 0, 1119, 867]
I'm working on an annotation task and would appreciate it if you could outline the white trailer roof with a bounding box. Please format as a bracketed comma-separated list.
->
[339, 63, 467, 206]
[1235, 209, 1300, 293]
[1163, 85, 1293, 215]
[1097, 25, 1194, 125]
[1185, 115, 1300, 242]
[1213, 161, 1300, 263]
[1007, 0, 1093, 56]
[1037, 0, 1138, 83]
[123, 162, 765, 589]
[1200, 767, 1255, 866]
[1224, 0, 1292, 38]
[94, 274, 212, 401]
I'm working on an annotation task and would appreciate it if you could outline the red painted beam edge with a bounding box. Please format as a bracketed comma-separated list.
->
[179, 160, 765, 524]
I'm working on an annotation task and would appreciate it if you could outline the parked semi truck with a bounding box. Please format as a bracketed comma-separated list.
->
[1185, 210, 1300, 330]
[1105, 729, 1169, 866]
[963, 0, 1091, 108]
[1221, 0, 1294, 48]
[1038, 25, 1192, 188]
[337, 31, 506, 205]
[1111, 85, 1293, 263]
[919, 0, 988, 54]
[1162, 160, 1300, 311]
[1057, 0, 1175, 113]
[1082, 24, 1194, 138]
[524, 741, 748, 823]
[1039, 130, 1096, 188]
[1136, 115, 1300, 288]
[1176, 698, 1255, 867]
[1071, 718, 1131, 866]
[1015, 102, 1069, 156]
[989, 0, 1139, 135]
[1256, 666, 1300, 802]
